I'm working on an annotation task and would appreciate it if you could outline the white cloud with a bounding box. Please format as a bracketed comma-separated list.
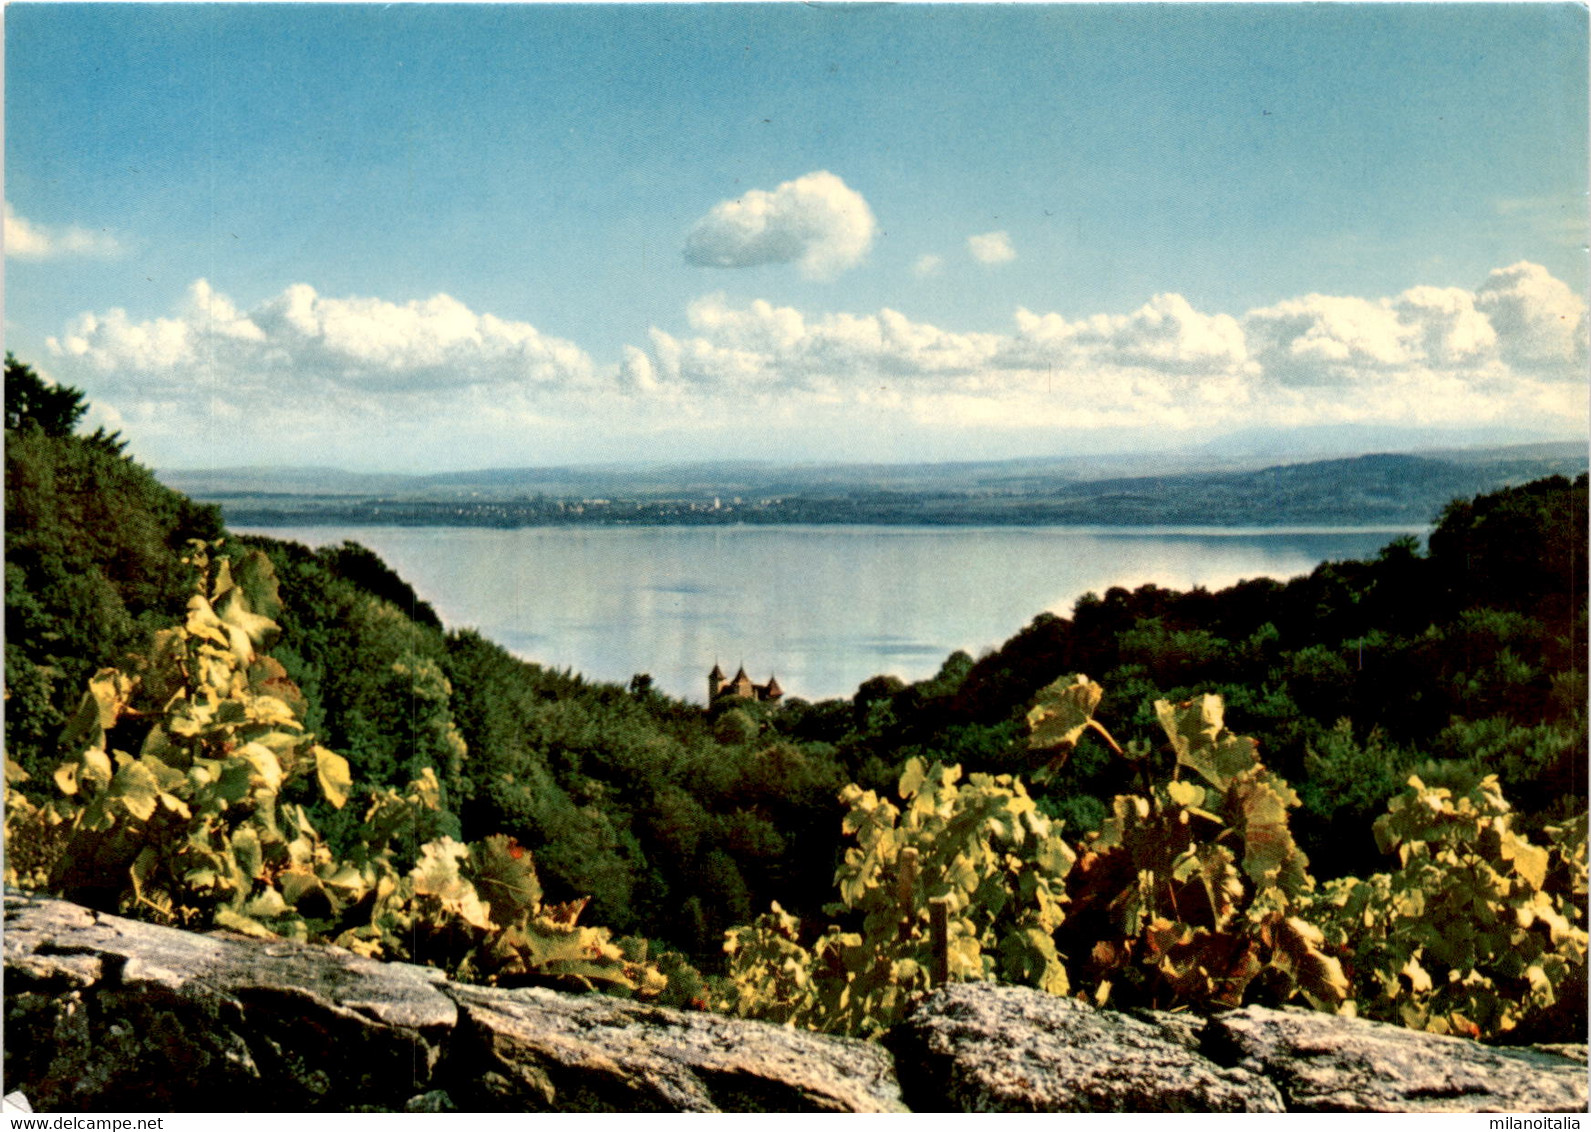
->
[1244, 294, 1416, 385]
[683, 171, 876, 280]
[1241, 268, 1588, 395]
[656, 294, 1006, 393]
[1473, 261, 1588, 372]
[5, 202, 122, 260]
[44, 280, 611, 467]
[967, 230, 1016, 265]
[1013, 293, 1250, 375]
[40, 263, 1587, 469]
[913, 254, 944, 278]
[619, 345, 659, 393]
[617, 263, 1586, 442]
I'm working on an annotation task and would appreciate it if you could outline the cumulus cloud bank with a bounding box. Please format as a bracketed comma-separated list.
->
[683, 171, 876, 280]
[622, 261, 1586, 438]
[40, 262, 1587, 468]
[45, 280, 606, 467]
[52, 280, 598, 393]
[5, 202, 122, 260]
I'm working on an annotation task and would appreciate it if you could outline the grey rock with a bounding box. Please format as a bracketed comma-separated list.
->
[9, 893, 1585, 1114]
[1534, 1043, 1588, 1064]
[3, 894, 901, 1112]
[886, 983, 1285, 1112]
[443, 982, 904, 1112]
[1207, 1005, 1590, 1113]
[4, 893, 457, 1111]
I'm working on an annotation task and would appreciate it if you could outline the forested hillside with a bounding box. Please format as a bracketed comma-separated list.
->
[6, 353, 1584, 1043]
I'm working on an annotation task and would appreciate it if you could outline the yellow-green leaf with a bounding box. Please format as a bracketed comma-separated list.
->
[1155, 695, 1259, 790]
[213, 907, 276, 939]
[105, 760, 162, 822]
[314, 745, 352, 809]
[1027, 675, 1104, 753]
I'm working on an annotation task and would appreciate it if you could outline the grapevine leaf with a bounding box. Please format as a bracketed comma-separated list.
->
[279, 867, 323, 907]
[245, 888, 289, 920]
[105, 760, 162, 822]
[237, 743, 284, 794]
[1227, 769, 1311, 896]
[413, 838, 494, 931]
[58, 670, 130, 758]
[184, 594, 230, 647]
[1026, 675, 1104, 755]
[231, 548, 284, 621]
[1273, 916, 1350, 1006]
[313, 745, 353, 810]
[543, 896, 591, 926]
[213, 907, 276, 939]
[1400, 954, 1433, 993]
[55, 746, 113, 798]
[233, 825, 264, 881]
[472, 834, 544, 925]
[128, 846, 159, 904]
[1500, 833, 1549, 892]
[1155, 696, 1258, 790]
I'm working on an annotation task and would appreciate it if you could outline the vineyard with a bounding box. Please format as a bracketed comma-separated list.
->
[5, 546, 1584, 1042]
[5, 352, 1587, 1047]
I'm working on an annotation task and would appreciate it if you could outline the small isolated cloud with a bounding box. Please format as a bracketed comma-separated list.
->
[967, 230, 1016, 265]
[683, 170, 876, 280]
[913, 254, 944, 278]
[5, 202, 122, 260]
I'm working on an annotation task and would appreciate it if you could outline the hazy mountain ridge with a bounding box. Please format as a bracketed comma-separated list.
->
[161, 441, 1588, 529]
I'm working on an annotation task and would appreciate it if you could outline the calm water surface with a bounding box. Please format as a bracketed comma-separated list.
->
[243, 525, 1418, 703]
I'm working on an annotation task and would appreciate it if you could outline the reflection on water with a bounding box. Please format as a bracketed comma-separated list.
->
[243, 525, 1417, 703]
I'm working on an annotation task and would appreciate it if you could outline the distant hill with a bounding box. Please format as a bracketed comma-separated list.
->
[159, 442, 1588, 529]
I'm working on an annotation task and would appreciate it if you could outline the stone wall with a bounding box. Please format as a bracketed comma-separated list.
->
[5, 894, 1585, 1113]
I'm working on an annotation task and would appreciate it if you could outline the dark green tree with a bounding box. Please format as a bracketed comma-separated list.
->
[5, 353, 85, 436]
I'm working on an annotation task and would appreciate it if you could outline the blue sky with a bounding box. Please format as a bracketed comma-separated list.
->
[6, 3, 1588, 472]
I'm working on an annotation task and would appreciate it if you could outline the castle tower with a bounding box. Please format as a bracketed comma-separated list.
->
[708, 663, 726, 702]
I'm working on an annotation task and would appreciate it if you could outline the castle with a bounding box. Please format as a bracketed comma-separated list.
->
[708, 664, 783, 704]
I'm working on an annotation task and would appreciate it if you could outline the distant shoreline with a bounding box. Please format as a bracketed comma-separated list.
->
[233, 514, 1430, 537]
[171, 446, 1588, 535]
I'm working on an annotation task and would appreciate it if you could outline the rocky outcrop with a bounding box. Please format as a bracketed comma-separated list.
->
[889, 984, 1587, 1113]
[2, 894, 900, 1113]
[5, 894, 1585, 1113]
[440, 983, 901, 1111]
[1208, 1004, 1590, 1113]
[885, 983, 1286, 1112]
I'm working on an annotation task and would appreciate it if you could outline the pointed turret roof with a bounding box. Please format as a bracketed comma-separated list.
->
[764, 674, 783, 697]
[709, 663, 726, 681]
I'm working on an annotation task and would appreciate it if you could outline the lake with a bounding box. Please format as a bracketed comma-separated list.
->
[241, 524, 1420, 703]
